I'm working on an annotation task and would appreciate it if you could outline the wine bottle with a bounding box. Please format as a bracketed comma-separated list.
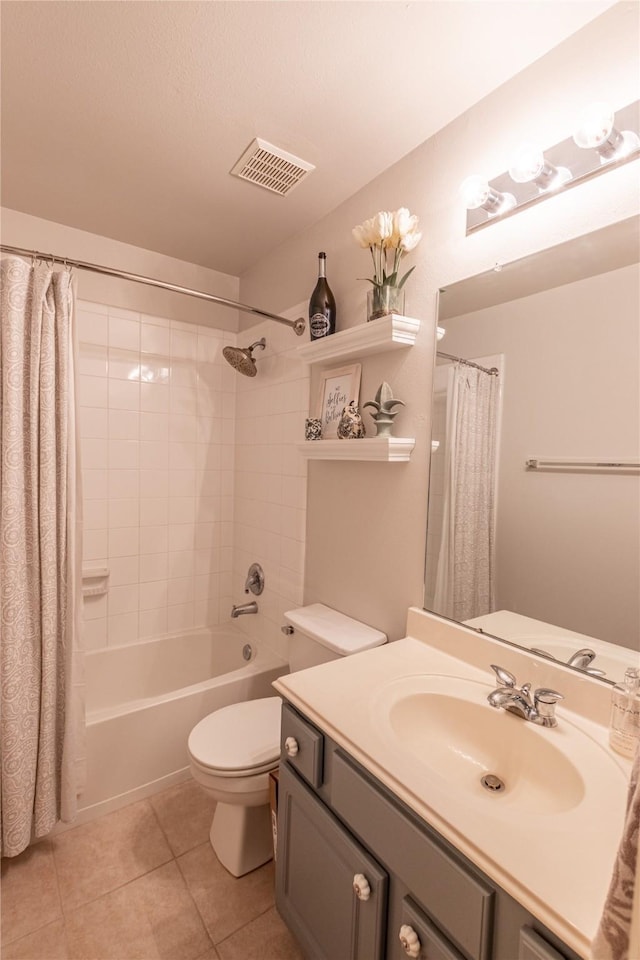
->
[308, 252, 336, 340]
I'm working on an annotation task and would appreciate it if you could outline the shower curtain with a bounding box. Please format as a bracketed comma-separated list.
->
[433, 362, 498, 622]
[0, 256, 84, 857]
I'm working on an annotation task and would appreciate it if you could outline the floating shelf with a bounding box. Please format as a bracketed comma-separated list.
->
[296, 314, 420, 365]
[297, 438, 415, 462]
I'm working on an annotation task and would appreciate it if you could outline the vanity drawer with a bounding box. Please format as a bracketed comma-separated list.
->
[280, 702, 324, 788]
[332, 751, 494, 960]
[398, 897, 465, 960]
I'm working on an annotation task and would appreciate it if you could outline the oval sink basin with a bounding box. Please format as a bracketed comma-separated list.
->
[371, 674, 619, 818]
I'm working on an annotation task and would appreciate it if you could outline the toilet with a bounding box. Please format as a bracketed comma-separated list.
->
[187, 603, 386, 876]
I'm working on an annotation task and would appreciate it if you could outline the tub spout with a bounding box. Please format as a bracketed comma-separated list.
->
[230, 601, 258, 618]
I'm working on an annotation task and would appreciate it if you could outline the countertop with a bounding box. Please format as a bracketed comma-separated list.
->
[273, 608, 630, 959]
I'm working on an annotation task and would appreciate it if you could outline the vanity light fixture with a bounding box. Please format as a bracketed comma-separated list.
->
[461, 98, 639, 235]
[459, 175, 516, 216]
[572, 101, 640, 162]
[508, 142, 571, 191]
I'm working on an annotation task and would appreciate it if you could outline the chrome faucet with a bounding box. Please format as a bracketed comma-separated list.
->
[487, 664, 564, 727]
[230, 601, 258, 618]
[530, 646, 606, 678]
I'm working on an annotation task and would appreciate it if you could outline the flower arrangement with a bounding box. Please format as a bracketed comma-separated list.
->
[352, 208, 422, 320]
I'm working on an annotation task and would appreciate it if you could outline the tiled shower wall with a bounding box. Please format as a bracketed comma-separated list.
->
[78, 300, 237, 649]
[231, 316, 309, 660]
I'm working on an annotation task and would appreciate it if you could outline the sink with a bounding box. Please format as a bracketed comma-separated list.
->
[371, 674, 622, 818]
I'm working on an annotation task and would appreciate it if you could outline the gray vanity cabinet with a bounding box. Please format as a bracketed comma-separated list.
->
[276, 703, 583, 960]
[276, 761, 388, 960]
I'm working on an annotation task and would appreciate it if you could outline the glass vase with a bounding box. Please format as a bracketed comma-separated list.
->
[367, 285, 405, 322]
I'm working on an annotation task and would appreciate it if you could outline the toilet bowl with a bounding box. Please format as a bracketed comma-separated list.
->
[188, 696, 281, 877]
[188, 603, 386, 876]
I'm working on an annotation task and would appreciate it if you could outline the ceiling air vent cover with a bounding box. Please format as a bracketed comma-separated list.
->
[230, 138, 314, 197]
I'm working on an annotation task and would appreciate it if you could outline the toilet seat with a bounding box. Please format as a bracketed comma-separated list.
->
[188, 696, 281, 776]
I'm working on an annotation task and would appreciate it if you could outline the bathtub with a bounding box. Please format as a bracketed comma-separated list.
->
[79, 627, 288, 821]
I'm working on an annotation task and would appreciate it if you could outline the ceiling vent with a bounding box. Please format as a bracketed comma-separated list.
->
[230, 138, 315, 197]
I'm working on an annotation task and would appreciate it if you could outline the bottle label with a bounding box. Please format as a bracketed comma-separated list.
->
[310, 312, 330, 338]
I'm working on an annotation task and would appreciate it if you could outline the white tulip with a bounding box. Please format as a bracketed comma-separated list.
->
[400, 230, 422, 253]
[352, 223, 372, 249]
[373, 211, 393, 244]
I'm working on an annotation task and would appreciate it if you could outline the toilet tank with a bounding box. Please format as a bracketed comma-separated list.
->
[283, 603, 386, 673]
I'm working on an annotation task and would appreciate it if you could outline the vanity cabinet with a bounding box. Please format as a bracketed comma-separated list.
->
[276, 703, 584, 960]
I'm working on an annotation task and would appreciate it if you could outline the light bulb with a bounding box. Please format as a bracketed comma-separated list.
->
[573, 101, 639, 161]
[509, 142, 571, 191]
[459, 175, 515, 216]
[573, 102, 615, 149]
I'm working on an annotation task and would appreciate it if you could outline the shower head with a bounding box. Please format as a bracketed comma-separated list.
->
[223, 338, 266, 377]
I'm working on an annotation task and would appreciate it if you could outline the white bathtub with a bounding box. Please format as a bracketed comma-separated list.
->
[79, 627, 288, 821]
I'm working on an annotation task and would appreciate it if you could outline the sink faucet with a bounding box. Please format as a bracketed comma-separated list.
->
[487, 664, 564, 727]
[530, 646, 606, 678]
[231, 601, 258, 618]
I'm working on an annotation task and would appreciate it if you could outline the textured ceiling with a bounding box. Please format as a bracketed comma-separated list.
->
[0, 1, 616, 275]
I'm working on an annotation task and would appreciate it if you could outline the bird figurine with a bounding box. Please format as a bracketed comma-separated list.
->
[337, 401, 366, 439]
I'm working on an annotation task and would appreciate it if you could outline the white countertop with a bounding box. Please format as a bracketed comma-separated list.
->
[274, 608, 630, 959]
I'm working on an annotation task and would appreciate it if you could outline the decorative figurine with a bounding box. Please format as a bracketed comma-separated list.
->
[305, 417, 323, 440]
[363, 382, 405, 437]
[337, 401, 366, 439]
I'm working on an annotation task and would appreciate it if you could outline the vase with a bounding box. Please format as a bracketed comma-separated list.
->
[367, 285, 405, 322]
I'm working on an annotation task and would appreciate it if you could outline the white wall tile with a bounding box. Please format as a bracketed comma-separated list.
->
[108, 409, 139, 440]
[109, 315, 140, 350]
[109, 379, 140, 411]
[79, 375, 108, 408]
[109, 556, 139, 587]
[80, 407, 109, 439]
[109, 439, 139, 470]
[139, 553, 169, 583]
[141, 324, 171, 356]
[108, 527, 140, 558]
[83, 528, 108, 561]
[139, 607, 168, 639]
[140, 525, 169, 555]
[140, 497, 168, 526]
[107, 611, 139, 645]
[84, 499, 108, 530]
[139, 440, 169, 470]
[108, 469, 139, 500]
[84, 469, 109, 500]
[83, 616, 107, 650]
[140, 411, 169, 441]
[77, 310, 108, 346]
[139, 579, 168, 611]
[109, 348, 141, 381]
[81, 438, 108, 470]
[108, 584, 140, 617]
[78, 344, 108, 377]
[140, 382, 169, 413]
[109, 498, 139, 528]
[83, 594, 107, 620]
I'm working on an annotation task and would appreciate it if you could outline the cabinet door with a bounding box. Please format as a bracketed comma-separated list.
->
[519, 927, 571, 960]
[276, 762, 388, 960]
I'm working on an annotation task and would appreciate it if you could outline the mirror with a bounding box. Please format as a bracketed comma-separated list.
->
[424, 215, 640, 684]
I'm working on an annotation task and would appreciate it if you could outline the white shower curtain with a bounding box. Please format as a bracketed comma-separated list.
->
[0, 256, 85, 857]
[433, 362, 498, 622]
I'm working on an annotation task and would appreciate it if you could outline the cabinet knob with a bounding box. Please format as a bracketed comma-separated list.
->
[352, 873, 371, 901]
[284, 736, 299, 757]
[399, 924, 421, 958]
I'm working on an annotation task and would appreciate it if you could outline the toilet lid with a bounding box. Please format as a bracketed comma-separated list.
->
[188, 696, 281, 772]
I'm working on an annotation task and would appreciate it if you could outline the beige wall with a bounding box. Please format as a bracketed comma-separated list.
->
[239, 3, 640, 642]
[0, 207, 240, 331]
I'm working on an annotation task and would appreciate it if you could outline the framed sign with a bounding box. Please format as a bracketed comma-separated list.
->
[314, 363, 362, 439]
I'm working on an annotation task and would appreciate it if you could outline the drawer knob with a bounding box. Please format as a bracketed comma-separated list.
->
[352, 873, 371, 901]
[284, 736, 299, 757]
[399, 924, 421, 958]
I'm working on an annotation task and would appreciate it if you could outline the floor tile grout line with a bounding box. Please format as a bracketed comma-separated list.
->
[48, 837, 73, 958]
[174, 840, 218, 953]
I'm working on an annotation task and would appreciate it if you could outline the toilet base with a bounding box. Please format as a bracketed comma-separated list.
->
[210, 801, 273, 877]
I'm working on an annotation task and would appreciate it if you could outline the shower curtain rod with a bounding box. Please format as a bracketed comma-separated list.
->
[437, 351, 499, 376]
[0, 244, 306, 336]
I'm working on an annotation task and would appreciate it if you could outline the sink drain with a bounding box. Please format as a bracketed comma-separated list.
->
[481, 773, 505, 793]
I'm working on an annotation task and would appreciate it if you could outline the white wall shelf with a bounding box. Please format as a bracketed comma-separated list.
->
[296, 313, 420, 365]
[297, 438, 415, 462]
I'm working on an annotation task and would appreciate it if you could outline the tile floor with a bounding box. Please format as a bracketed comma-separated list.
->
[1, 780, 304, 960]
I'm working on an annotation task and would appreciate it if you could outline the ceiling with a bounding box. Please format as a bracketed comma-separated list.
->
[0, 1, 616, 277]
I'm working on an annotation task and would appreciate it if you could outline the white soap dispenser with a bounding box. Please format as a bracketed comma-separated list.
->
[609, 667, 640, 758]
